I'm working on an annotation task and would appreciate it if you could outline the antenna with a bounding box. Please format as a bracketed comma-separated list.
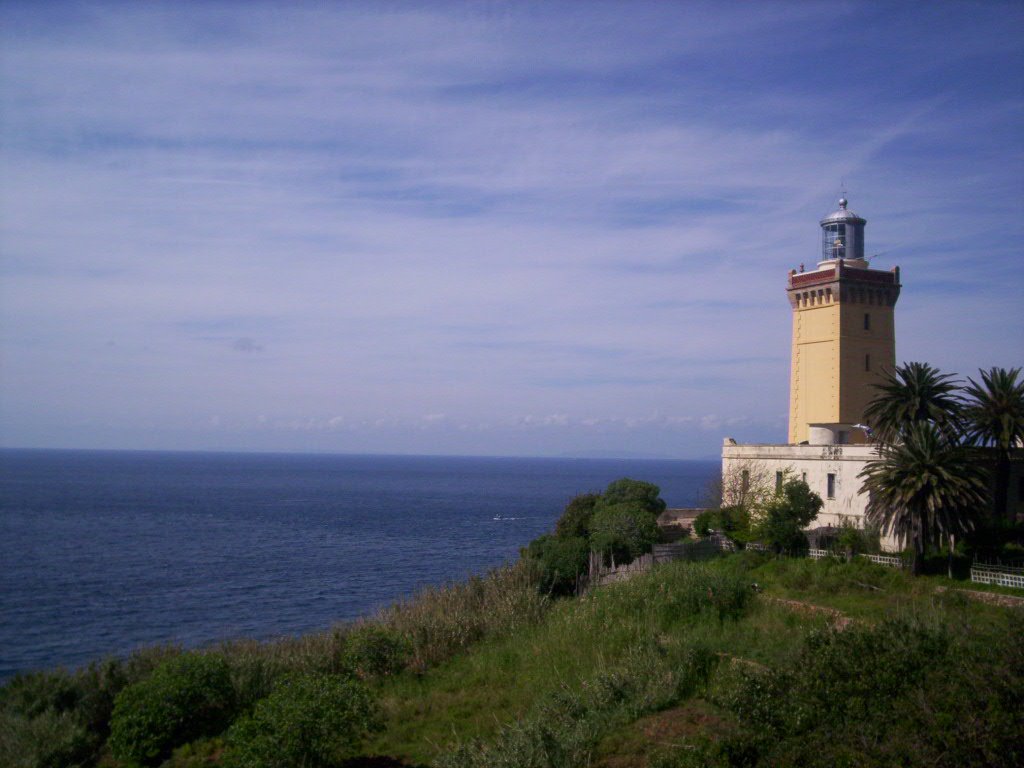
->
[865, 250, 890, 264]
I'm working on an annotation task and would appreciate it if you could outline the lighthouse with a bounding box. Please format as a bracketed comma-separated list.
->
[786, 198, 901, 445]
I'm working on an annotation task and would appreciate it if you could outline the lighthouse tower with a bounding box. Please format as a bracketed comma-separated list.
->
[786, 198, 901, 445]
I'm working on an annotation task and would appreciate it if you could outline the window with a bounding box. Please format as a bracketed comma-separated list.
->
[801, 472, 807, 483]
[827, 473, 836, 499]
[865, 353, 871, 372]
[864, 312, 871, 330]
[741, 470, 750, 494]
[775, 471, 783, 491]
[823, 223, 846, 260]
[837, 431, 849, 445]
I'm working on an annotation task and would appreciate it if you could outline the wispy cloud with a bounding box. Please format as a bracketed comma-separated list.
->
[1, 2, 1021, 456]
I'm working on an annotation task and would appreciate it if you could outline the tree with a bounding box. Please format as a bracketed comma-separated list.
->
[859, 421, 988, 576]
[597, 478, 667, 515]
[963, 367, 1024, 523]
[524, 534, 589, 596]
[752, 477, 823, 555]
[719, 460, 774, 510]
[693, 505, 751, 548]
[589, 501, 659, 565]
[863, 362, 963, 444]
[554, 492, 601, 539]
[223, 674, 380, 768]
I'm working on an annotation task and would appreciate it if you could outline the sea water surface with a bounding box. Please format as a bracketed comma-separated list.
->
[0, 449, 717, 679]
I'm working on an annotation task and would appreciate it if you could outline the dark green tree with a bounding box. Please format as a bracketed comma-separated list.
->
[597, 478, 666, 515]
[554, 492, 601, 539]
[753, 478, 823, 555]
[963, 367, 1024, 523]
[859, 421, 988, 576]
[589, 501, 659, 565]
[524, 534, 589, 596]
[864, 362, 963, 444]
[223, 674, 380, 768]
[693, 505, 751, 548]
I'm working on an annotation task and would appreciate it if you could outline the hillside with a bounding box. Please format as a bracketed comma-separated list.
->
[2, 554, 1021, 767]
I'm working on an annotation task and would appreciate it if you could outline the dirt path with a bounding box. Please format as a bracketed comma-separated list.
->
[761, 596, 855, 630]
[934, 586, 1024, 609]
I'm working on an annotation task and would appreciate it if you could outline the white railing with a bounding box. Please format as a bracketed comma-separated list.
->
[971, 564, 1024, 590]
[808, 548, 829, 559]
[861, 553, 903, 568]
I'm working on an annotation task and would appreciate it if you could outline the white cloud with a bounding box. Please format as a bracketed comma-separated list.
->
[1, 2, 1021, 456]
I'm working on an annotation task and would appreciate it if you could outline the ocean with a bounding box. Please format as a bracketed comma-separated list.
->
[0, 449, 717, 679]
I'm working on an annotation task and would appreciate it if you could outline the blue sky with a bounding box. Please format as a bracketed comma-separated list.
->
[1, 1, 1022, 458]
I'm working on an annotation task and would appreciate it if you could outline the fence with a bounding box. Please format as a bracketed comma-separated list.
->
[970, 563, 1024, 590]
[583, 539, 1023, 593]
[582, 537, 728, 591]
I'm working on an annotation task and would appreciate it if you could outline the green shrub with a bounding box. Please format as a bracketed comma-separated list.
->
[751, 478, 822, 556]
[525, 534, 589, 596]
[342, 624, 411, 678]
[598, 478, 666, 515]
[222, 674, 380, 768]
[108, 654, 235, 766]
[554, 493, 601, 539]
[694, 615, 1024, 767]
[0, 708, 91, 768]
[589, 502, 659, 564]
[693, 505, 750, 547]
[832, 519, 881, 556]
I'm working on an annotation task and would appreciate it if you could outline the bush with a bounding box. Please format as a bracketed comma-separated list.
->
[832, 519, 881, 556]
[752, 478, 822, 556]
[342, 624, 411, 678]
[222, 674, 380, 768]
[108, 654, 235, 766]
[690, 616, 1024, 767]
[0, 708, 91, 768]
[693, 505, 750, 546]
[525, 534, 589, 596]
[554, 493, 601, 539]
[589, 502, 659, 565]
[598, 478, 667, 515]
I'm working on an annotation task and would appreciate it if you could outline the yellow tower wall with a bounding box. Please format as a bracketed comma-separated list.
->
[788, 302, 840, 444]
[837, 301, 896, 433]
[787, 265, 900, 444]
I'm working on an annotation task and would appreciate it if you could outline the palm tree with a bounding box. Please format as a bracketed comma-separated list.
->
[963, 367, 1024, 523]
[863, 362, 963, 444]
[859, 421, 988, 576]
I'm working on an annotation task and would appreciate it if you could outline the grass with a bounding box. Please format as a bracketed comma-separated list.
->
[2, 553, 1020, 767]
[365, 553, 1021, 765]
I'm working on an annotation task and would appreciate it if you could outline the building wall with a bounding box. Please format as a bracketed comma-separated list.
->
[788, 301, 840, 444]
[721, 442, 900, 547]
[837, 295, 896, 430]
[722, 442, 1024, 549]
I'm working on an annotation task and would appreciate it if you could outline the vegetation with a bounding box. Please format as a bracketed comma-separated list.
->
[522, 478, 668, 591]
[861, 421, 988, 575]
[859, 362, 1024, 573]
[1, 552, 1021, 768]
[963, 366, 1024, 523]
[750, 477, 823, 555]
[222, 674, 380, 768]
[108, 654, 235, 766]
[693, 505, 749, 545]
[863, 361, 963, 443]
[694, 474, 822, 556]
